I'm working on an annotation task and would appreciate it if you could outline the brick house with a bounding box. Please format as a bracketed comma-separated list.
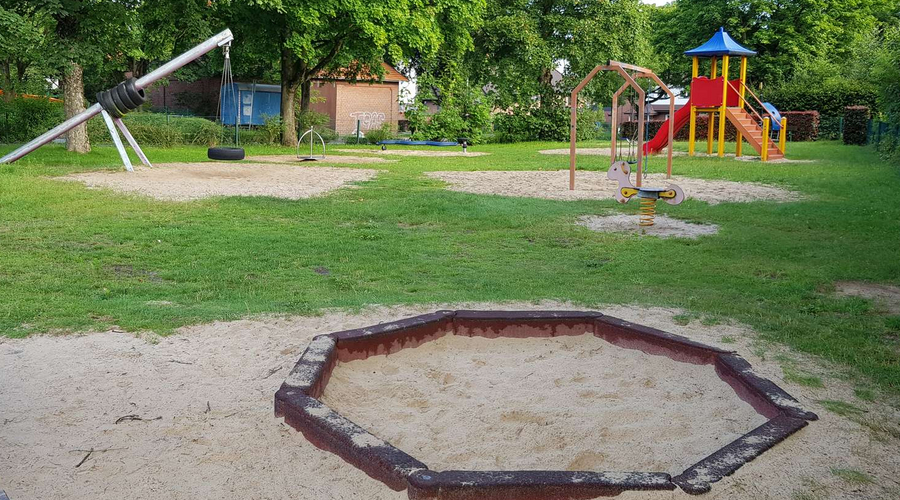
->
[309, 63, 407, 134]
[142, 62, 408, 134]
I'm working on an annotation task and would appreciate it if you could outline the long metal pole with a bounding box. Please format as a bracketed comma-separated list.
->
[0, 29, 234, 164]
[134, 29, 233, 90]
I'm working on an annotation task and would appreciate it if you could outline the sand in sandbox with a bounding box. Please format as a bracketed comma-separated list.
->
[58, 162, 380, 201]
[539, 147, 685, 157]
[577, 214, 719, 239]
[2, 302, 899, 500]
[334, 148, 490, 157]
[245, 154, 396, 164]
[427, 170, 800, 205]
[320, 333, 766, 474]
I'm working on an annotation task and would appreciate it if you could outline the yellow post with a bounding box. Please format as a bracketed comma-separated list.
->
[688, 57, 698, 156]
[736, 57, 747, 157]
[779, 117, 787, 154]
[717, 55, 729, 157]
[761, 117, 770, 162]
[688, 107, 697, 156]
[707, 57, 717, 155]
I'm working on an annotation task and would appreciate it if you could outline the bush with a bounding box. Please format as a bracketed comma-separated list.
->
[818, 114, 842, 140]
[407, 99, 492, 144]
[260, 114, 283, 145]
[843, 106, 869, 145]
[575, 108, 608, 141]
[766, 78, 879, 117]
[87, 112, 224, 147]
[494, 105, 569, 143]
[297, 110, 329, 131]
[364, 123, 393, 144]
[0, 97, 64, 143]
[781, 111, 819, 141]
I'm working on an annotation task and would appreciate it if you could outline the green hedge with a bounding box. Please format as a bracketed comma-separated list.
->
[766, 79, 879, 117]
[843, 106, 869, 146]
[87, 113, 223, 147]
[0, 97, 64, 143]
[781, 111, 819, 141]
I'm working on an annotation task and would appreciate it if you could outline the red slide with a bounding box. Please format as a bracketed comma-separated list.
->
[642, 96, 692, 155]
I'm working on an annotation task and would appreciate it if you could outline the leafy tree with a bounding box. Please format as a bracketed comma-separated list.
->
[0, 3, 53, 102]
[228, 0, 483, 146]
[471, 0, 649, 109]
[649, 0, 880, 91]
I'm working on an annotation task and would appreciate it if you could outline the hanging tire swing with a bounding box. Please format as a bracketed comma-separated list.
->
[208, 43, 245, 161]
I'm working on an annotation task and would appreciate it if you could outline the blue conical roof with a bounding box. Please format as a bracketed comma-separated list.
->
[684, 28, 756, 57]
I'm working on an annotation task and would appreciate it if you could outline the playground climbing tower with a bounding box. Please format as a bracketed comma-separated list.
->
[684, 28, 787, 161]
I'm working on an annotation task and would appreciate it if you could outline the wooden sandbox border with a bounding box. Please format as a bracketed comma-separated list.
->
[274, 310, 817, 498]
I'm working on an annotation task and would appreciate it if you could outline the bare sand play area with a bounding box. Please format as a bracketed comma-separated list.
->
[577, 214, 719, 239]
[335, 148, 490, 157]
[427, 170, 800, 205]
[58, 162, 380, 201]
[2, 303, 898, 500]
[246, 154, 396, 164]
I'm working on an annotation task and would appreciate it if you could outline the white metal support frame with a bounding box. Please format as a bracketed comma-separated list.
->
[0, 29, 235, 170]
[99, 109, 134, 172]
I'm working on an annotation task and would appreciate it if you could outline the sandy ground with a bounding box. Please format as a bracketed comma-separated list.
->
[1, 303, 899, 500]
[245, 154, 396, 165]
[427, 170, 800, 205]
[835, 281, 900, 314]
[539, 148, 686, 157]
[321, 333, 765, 475]
[576, 214, 719, 239]
[334, 148, 490, 157]
[58, 163, 380, 201]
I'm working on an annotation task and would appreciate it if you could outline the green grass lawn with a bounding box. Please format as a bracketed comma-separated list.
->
[1, 139, 898, 395]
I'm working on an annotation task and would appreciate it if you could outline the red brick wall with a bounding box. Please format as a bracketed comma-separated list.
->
[334, 82, 400, 135]
[143, 78, 220, 117]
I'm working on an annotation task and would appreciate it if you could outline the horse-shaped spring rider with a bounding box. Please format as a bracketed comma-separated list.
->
[607, 161, 685, 227]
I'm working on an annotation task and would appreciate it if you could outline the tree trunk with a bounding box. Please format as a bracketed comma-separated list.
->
[299, 80, 311, 112]
[62, 62, 90, 153]
[281, 83, 299, 146]
[280, 47, 300, 146]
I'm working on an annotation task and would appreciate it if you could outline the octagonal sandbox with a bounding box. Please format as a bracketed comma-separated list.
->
[274, 310, 817, 498]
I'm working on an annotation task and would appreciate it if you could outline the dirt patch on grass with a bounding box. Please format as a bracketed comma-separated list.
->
[539, 147, 685, 157]
[576, 214, 719, 239]
[1, 303, 899, 499]
[427, 170, 800, 205]
[245, 154, 396, 164]
[58, 163, 380, 201]
[835, 281, 900, 314]
[334, 148, 490, 157]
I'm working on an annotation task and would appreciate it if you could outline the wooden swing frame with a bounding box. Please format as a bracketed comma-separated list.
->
[568, 61, 675, 189]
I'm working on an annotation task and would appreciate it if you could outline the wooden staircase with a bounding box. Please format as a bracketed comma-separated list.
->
[725, 107, 784, 160]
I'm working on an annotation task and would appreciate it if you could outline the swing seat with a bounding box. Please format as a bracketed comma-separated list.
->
[207, 147, 245, 161]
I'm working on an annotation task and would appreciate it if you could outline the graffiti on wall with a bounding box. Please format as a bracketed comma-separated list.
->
[349, 111, 386, 131]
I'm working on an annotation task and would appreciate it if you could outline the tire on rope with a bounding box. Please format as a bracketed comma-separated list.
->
[207, 147, 245, 161]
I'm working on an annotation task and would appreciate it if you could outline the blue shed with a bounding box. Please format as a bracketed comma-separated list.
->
[220, 82, 281, 126]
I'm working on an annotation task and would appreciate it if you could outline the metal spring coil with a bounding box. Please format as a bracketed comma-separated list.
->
[639, 198, 656, 227]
